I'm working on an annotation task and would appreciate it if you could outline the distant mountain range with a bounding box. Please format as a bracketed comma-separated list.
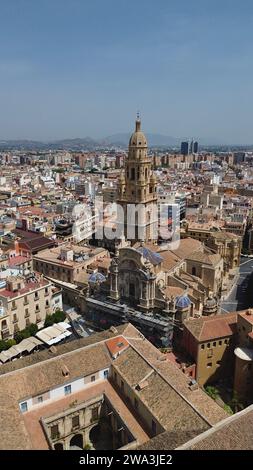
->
[101, 133, 180, 147]
[0, 134, 250, 151]
[0, 133, 180, 151]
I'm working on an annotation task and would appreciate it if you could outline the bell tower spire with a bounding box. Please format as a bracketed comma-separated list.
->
[117, 115, 158, 243]
[136, 111, 141, 131]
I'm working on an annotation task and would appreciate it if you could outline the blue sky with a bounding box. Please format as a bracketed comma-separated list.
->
[1, 0, 253, 143]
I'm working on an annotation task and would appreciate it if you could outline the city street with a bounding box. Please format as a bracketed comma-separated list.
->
[220, 257, 253, 313]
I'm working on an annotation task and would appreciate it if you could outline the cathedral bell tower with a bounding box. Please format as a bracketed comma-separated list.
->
[117, 115, 158, 243]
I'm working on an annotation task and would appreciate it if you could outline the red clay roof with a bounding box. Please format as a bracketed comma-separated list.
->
[0, 279, 49, 299]
[184, 313, 237, 342]
[8, 255, 31, 267]
[105, 336, 129, 358]
[238, 311, 253, 325]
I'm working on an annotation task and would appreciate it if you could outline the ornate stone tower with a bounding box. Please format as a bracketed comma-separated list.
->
[117, 115, 158, 243]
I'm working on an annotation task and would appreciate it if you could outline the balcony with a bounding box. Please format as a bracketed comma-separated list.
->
[24, 312, 30, 318]
[1, 328, 10, 340]
[23, 300, 29, 306]
[71, 424, 80, 431]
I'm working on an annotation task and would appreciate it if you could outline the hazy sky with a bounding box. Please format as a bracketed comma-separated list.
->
[1, 0, 253, 143]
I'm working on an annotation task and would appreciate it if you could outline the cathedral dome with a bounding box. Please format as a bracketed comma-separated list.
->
[175, 294, 191, 310]
[203, 294, 217, 316]
[88, 272, 106, 283]
[129, 118, 147, 148]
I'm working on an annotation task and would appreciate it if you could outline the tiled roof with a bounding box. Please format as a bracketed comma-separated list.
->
[8, 255, 31, 267]
[105, 336, 129, 358]
[178, 406, 253, 450]
[0, 322, 227, 450]
[186, 251, 221, 266]
[184, 312, 238, 342]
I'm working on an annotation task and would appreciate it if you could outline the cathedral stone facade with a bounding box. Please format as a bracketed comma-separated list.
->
[117, 116, 158, 244]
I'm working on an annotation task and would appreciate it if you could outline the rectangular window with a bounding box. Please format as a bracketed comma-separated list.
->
[38, 396, 43, 403]
[219, 340, 222, 346]
[91, 375, 96, 382]
[72, 415, 79, 429]
[64, 384, 71, 395]
[103, 370, 109, 379]
[20, 402, 28, 413]
[207, 349, 213, 358]
[51, 424, 59, 440]
[91, 407, 99, 422]
[213, 342, 216, 347]
[201, 344, 205, 350]
[207, 362, 212, 368]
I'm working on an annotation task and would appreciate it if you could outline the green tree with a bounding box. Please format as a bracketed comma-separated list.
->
[44, 310, 66, 328]
[14, 324, 38, 343]
[0, 340, 8, 352]
[28, 324, 38, 337]
[205, 385, 220, 401]
[44, 315, 54, 328]
[224, 404, 233, 415]
[5, 339, 16, 348]
[229, 392, 244, 413]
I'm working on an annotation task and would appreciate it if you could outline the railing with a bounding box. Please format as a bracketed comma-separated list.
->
[1, 329, 10, 339]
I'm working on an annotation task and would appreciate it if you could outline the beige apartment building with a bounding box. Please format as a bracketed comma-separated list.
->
[0, 274, 62, 340]
[33, 244, 109, 285]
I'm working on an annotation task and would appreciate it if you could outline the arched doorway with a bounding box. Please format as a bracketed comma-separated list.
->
[54, 442, 64, 450]
[69, 433, 83, 449]
[89, 424, 113, 450]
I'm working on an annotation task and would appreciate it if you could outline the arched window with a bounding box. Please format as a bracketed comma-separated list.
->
[192, 267, 196, 276]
